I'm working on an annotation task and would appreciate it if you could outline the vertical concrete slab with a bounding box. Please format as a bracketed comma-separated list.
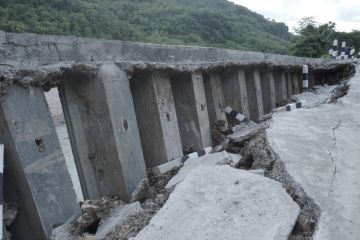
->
[286, 73, 293, 99]
[309, 73, 315, 89]
[281, 72, 288, 101]
[131, 71, 183, 168]
[274, 72, 283, 106]
[60, 63, 146, 201]
[203, 72, 227, 125]
[245, 69, 264, 121]
[268, 72, 277, 109]
[0, 144, 3, 240]
[253, 69, 264, 118]
[292, 73, 299, 94]
[298, 72, 304, 93]
[170, 71, 211, 151]
[0, 86, 80, 240]
[260, 71, 273, 114]
[222, 69, 250, 118]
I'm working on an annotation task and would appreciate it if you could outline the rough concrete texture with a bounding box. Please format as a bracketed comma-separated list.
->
[0, 31, 351, 70]
[165, 152, 231, 189]
[60, 63, 146, 201]
[293, 84, 337, 108]
[134, 165, 299, 240]
[267, 66, 360, 239]
[95, 202, 142, 239]
[227, 121, 265, 143]
[0, 85, 80, 240]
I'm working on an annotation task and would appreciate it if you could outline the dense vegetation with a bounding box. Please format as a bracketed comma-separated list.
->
[289, 17, 360, 58]
[0, 0, 290, 53]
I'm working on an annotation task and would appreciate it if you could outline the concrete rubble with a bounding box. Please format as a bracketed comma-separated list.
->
[134, 166, 300, 240]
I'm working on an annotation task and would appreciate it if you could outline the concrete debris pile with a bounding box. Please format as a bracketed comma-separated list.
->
[50, 168, 179, 240]
[134, 166, 300, 240]
[4, 203, 18, 239]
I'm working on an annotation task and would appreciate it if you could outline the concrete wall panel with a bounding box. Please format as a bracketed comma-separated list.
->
[131, 71, 182, 168]
[0, 86, 80, 240]
[60, 63, 146, 200]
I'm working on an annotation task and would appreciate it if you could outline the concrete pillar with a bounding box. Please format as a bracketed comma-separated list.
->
[245, 69, 264, 121]
[268, 72, 277, 109]
[260, 71, 273, 114]
[131, 70, 183, 168]
[170, 71, 212, 152]
[286, 73, 293, 99]
[281, 72, 288, 101]
[59, 63, 146, 201]
[0, 144, 3, 239]
[292, 73, 299, 94]
[222, 69, 250, 118]
[0, 86, 80, 240]
[203, 72, 227, 125]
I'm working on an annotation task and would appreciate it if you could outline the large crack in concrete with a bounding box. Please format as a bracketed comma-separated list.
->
[234, 130, 321, 240]
[328, 119, 341, 196]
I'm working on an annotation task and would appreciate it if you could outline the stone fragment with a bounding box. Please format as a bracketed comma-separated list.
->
[130, 178, 150, 203]
[95, 202, 142, 240]
[165, 152, 231, 189]
[227, 121, 264, 143]
[50, 224, 74, 240]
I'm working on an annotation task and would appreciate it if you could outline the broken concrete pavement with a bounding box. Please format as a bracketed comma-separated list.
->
[267, 66, 360, 239]
[134, 166, 299, 240]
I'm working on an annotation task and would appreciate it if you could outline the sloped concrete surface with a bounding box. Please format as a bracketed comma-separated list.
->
[135, 166, 299, 240]
[165, 152, 230, 189]
[267, 66, 360, 240]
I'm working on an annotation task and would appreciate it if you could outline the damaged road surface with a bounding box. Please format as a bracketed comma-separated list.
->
[134, 166, 299, 240]
[267, 66, 360, 240]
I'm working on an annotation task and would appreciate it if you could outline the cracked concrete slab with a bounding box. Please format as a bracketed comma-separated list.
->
[134, 166, 299, 240]
[267, 66, 360, 240]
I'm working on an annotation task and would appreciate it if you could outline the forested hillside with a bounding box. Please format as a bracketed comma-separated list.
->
[0, 0, 290, 53]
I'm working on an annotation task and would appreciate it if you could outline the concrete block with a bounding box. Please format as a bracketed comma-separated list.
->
[166, 152, 231, 189]
[245, 69, 264, 121]
[60, 63, 146, 201]
[135, 166, 300, 240]
[222, 69, 250, 119]
[268, 72, 277, 109]
[260, 71, 273, 114]
[171, 71, 211, 151]
[0, 86, 80, 240]
[286, 73, 293, 99]
[292, 73, 300, 94]
[227, 122, 264, 143]
[0, 144, 3, 239]
[131, 70, 182, 168]
[203, 72, 227, 125]
[95, 202, 142, 239]
[281, 72, 288, 101]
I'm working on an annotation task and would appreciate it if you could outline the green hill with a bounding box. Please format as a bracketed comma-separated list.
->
[0, 0, 291, 53]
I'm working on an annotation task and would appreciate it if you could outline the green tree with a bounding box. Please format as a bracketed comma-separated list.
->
[289, 17, 335, 57]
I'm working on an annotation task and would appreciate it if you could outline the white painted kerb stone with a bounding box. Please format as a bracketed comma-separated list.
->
[135, 166, 299, 240]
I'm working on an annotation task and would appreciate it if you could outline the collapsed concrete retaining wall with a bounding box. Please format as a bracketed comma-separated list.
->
[0, 31, 355, 240]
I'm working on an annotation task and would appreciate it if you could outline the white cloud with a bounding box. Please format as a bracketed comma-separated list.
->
[228, 0, 360, 32]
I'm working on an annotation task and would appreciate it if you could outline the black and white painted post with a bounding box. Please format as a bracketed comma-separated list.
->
[224, 106, 251, 124]
[330, 39, 338, 59]
[151, 146, 213, 175]
[302, 65, 309, 90]
[340, 41, 346, 60]
[179, 146, 213, 164]
[273, 100, 306, 112]
[0, 144, 3, 240]
[285, 100, 306, 111]
[350, 48, 356, 60]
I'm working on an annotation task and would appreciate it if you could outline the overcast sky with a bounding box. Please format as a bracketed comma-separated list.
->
[228, 0, 360, 33]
